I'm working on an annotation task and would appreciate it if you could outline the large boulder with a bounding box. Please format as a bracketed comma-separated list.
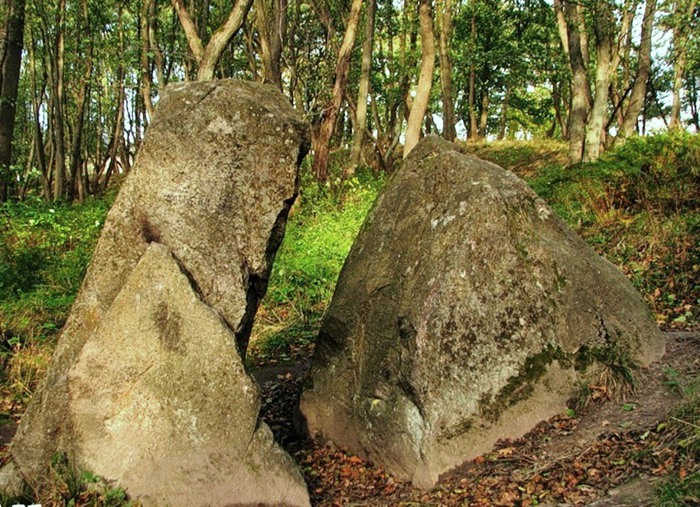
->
[3, 80, 311, 505]
[67, 242, 309, 505]
[300, 136, 665, 488]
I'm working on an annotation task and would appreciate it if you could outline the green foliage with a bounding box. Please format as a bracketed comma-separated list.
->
[657, 371, 700, 506]
[657, 471, 700, 506]
[48, 453, 137, 506]
[0, 196, 110, 402]
[248, 164, 385, 365]
[477, 133, 700, 328]
[668, 374, 700, 461]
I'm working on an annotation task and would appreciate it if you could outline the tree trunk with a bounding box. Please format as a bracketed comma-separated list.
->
[0, 0, 26, 201]
[617, 0, 656, 141]
[311, 0, 364, 181]
[171, 0, 254, 81]
[141, 0, 156, 120]
[404, 0, 435, 157]
[584, 0, 615, 162]
[437, 0, 456, 141]
[498, 84, 512, 140]
[563, 0, 590, 165]
[256, 0, 287, 89]
[68, 0, 92, 201]
[288, 0, 303, 107]
[689, 76, 699, 132]
[51, 0, 67, 201]
[28, 31, 51, 200]
[478, 88, 489, 138]
[148, 0, 166, 91]
[98, 80, 125, 193]
[669, 0, 697, 129]
[553, 0, 569, 60]
[349, 0, 375, 171]
[551, 80, 567, 138]
[468, 1, 478, 139]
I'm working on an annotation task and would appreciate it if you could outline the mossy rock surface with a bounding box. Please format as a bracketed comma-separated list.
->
[301, 136, 664, 488]
[2, 80, 311, 506]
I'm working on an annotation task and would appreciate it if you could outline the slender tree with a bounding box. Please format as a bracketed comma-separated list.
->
[0, 0, 26, 201]
[583, 0, 616, 162]
[256, 0, 287, 89]
[669, 0, 698, 129]
[436, 0, 455, 141]
[617, 0, 656, 141]
[311, 0, 364, 181]
[404, 0, 435, 157]
[349, 0, 376, 171]
[171, 0, 254, 80]
[559, 0, 591, 165]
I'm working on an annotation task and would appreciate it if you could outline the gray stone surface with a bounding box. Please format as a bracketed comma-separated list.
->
[68, 243, 309, 506]
[3, 79, 311, 505]
[300, 136, 664, 488]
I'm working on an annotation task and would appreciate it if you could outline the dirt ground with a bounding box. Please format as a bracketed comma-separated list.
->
[254, 331, 699, 506]
[1, 331, 697, 506]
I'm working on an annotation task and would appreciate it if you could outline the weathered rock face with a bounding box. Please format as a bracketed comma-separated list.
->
[68, 243, 309, 505]
[300, 136, 664, 488]
[4, 80, 311, 506]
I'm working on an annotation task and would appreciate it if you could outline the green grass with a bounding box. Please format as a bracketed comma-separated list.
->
[0, 196, 111, 402]
[467, 132, 700, 328]
[247, 163, 386, 366]
[657, 370, 700, 506]
[658, 472, 700, 506]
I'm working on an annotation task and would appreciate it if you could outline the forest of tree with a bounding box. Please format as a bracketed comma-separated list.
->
[0, 0, 698, 202]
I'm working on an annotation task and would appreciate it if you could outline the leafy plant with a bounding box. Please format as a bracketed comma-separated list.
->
[48, 453, 138, 506]
[470, 133, 700, 329]
[657, 372, 700, 506]
[248, 165, 385, 366]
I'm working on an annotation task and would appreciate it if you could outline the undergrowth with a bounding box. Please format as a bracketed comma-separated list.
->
[0, 196, 111, 404]
[657, 369, 700, 505]
[470, 132, 700, 328]
[246, 162, 385, 366]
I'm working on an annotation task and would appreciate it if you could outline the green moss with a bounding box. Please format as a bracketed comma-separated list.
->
[438, 417, 475, 442]
[479, 344, 572, 422]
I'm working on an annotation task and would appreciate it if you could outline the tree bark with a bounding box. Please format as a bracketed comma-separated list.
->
[256, 0, 287, 89]
[311, 0, 364, 181]
[349, 0, 375, 171]
[404, 0, 435, 157]
[68, 0, 92, 201]
[553, 0, 569, 60]
[617, 0, 656, 141]
[51, 0, 67, 200]
[0, 0, 26, 201]
[171, 0, 254, 81]
[147, 0, 166, 91]
[141, 0, 156, 120]
[478, 88, 489, 138]
[584, 0, 615, 162]
[498, 84, 512, 140]
[563, 0, 590, 165]
[436, 0, 456, 141]
[669, 0, 697, 129]
[467, 0, 478, 139]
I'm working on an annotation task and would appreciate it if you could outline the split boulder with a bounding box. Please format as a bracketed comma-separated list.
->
[3, 80, 311, 506]
[300, 136, 665, 488]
